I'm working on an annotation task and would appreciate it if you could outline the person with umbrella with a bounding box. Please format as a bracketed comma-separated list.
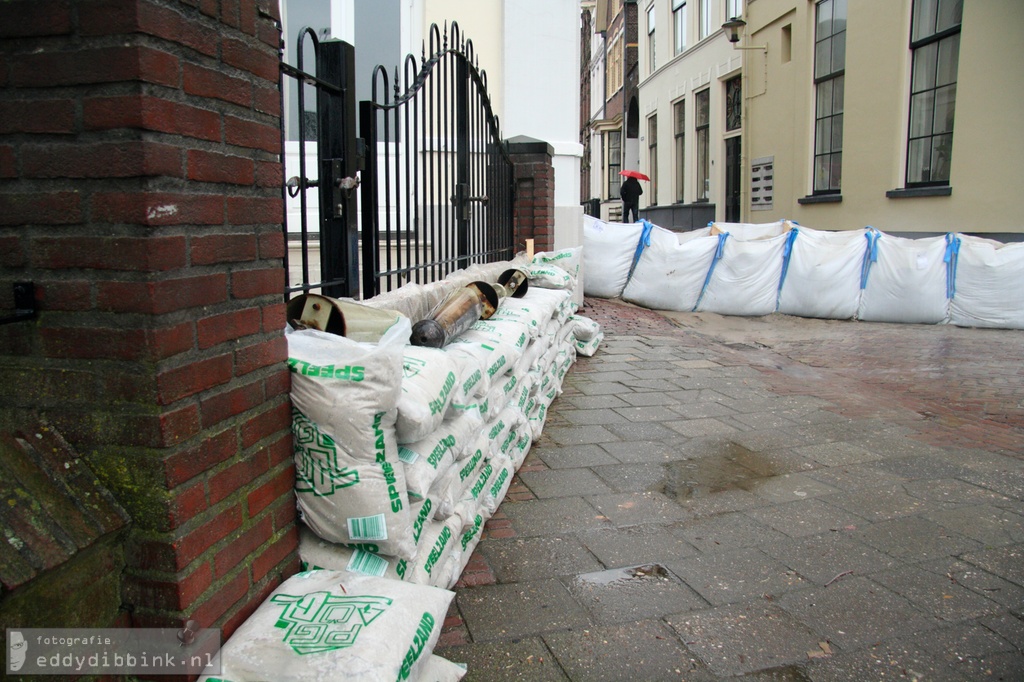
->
[619, 169, 648, 223]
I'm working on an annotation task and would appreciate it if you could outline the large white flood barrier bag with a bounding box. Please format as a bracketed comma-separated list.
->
[200, 570, 452, 682]
[950, 235, 1024, 329]
[622, 224, 722, 312]
[858, 231, 951, 324]
[777, 227, 867, 320]
[288, 319, 416, 559]
[582, 214, 646, 298]
[697, 231, 789, 317]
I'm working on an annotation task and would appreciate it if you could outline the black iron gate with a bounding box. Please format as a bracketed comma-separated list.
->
[281, 22, 516, 301]
[280, 30, 359, 299]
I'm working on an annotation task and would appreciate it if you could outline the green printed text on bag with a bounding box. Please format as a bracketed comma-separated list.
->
[288, 358, 365, 381]
[269, 590, 393, 654]
[397, 612, 436, 681]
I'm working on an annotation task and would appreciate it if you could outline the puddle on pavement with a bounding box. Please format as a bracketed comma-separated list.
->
[574, 564, 671, 587]
[653, 441, 778, 501]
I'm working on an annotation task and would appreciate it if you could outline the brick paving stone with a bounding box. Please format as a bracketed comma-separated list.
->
[960, 545, 1024, 586]
[603, 421, 680, 441]
[868, 564, 1003, 621]
[804, 463, 908, 491]
[664, 418, 740, 438]
[676, 511, 789, 553]
[744, 498, 868, 538]
[577, 523, 700, 567]
[665, 603, 823, 677]
[978, 611, 1024, 650]
[542, 619, 714, 682]
[794, 441, 884, 467]
[778, 576, 940, 650]
[919, 558, 1024, 611]
[826, 484, 937, 522]
[806, 639, 972, 682]
[535, 443, 620, 469]
[612, 405, 684, 423]
[501, 497, 610, 537]
[585, 491, 689, 527]
[668, 401, 738, 419]
[591, 462, 666, 492]
[562, 394, 632, 410]
[435, 637, 569, 681]
[924, 505, 1024, 546]
[557, 408, 630, 426]
[598, 439, 685, 464]
[543, 424, 621, 446]
[518, 467, 615, 499]
[457, 578, 592, 642]
[852, 515, 982, 562]
[762, 531, 904, 585]
[668, 548, 807, 605]
[479, 536, 605, 583]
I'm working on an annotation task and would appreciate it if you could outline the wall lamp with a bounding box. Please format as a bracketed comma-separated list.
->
[722, 17, 768, 52]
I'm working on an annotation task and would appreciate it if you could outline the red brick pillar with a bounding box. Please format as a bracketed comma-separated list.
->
[0, 0, 296, 636]
[507, 135, 555, 254]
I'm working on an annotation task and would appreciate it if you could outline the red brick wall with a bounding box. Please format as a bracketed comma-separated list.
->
[508, 137, 555, 255]
[0, 0, 297, 638]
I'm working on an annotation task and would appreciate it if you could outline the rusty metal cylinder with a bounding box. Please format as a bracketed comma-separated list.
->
[410, 281, 500, 348]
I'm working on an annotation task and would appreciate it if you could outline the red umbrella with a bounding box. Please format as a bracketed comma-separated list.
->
[619, 169, 651, 181]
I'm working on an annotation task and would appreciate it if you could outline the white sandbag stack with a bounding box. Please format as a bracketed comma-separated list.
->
[199, 570, 454, 682]
[777, 227, 868, 320]
[858, 230, 952, 324]
[582, 214, 646, 298]
[293, 249, 598, 593]
[949, 235, 1024, 329]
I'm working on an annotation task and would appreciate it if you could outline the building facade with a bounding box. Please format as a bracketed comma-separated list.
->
[629, 0, 1024, 238]
[584, 0, 742, 227]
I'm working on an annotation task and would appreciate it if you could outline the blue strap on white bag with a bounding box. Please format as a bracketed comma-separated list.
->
[943, 233, 961, 300]
[629, 219, 656, 278]
[692, 232, 729, 312]
[860, 227, 880, 290]
[776, 227, 800, 310]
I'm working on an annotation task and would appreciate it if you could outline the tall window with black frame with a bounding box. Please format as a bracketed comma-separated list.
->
[813, 0, 846, 195]
[906, 0, 961, 186]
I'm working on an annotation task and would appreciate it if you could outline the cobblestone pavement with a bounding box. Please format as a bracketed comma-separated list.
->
[438, 298, 1024, 681]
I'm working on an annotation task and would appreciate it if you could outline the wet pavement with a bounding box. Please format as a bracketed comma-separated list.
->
[437, 297, 1024, 681]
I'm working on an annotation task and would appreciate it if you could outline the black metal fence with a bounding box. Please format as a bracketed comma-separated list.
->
[358, 22, 517, 297]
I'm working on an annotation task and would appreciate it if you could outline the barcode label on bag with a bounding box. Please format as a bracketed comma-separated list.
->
[398, 446, 419, 464]
[348, 514, 388, 541]
[346, 549, 389, 577]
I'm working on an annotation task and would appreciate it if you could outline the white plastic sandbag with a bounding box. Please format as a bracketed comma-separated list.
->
[583, 215, 645, 298]
[396, 346, 459, 445]
[201, 570, 452, 682]
[622, 225, 721, 312]
[287, 320, 416, 558]
[777, 227, 867, 320]
[950, 235, 1024, 329]
[697, 232, 789, 317]
[858, 231, 951, 324]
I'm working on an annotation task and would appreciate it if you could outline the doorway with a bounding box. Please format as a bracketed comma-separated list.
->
[725, 136, 741, 222]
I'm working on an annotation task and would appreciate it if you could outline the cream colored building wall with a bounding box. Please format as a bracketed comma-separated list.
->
[745, 0, 1024, 236]
[638, 0, 741, 218]
[418, 1, 506, 122]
